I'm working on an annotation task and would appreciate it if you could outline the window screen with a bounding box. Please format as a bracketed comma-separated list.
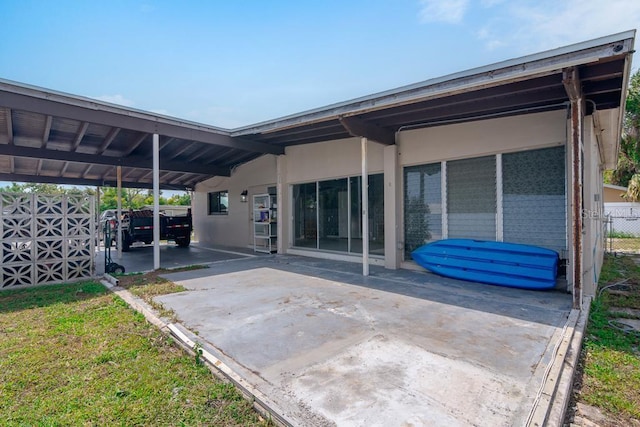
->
[404, 163, 442, 258]
[502, 146, 566, 253]
[447, 156, 496, 240]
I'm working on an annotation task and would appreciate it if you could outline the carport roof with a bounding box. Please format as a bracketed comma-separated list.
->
[0, 30, 635, 190]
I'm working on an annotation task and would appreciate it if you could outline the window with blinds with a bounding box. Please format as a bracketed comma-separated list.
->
[502, 146, 566, 253]
[447, 156, 497, 240]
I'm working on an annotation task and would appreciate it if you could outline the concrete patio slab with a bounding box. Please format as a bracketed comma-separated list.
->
[95, 242, 256, 275]
[156, 255, 573, 426]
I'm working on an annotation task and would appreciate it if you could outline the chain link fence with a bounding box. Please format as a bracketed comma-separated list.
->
[604, 205, 640, 254]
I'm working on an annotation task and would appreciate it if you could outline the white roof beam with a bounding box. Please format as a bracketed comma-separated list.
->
[82, 164, 93, 178]
[42, 115, 52, 148]
[123, 132, 149, 156]
[59, 161, 70, 177]
[97, 127, 121, 155]
[71, 122, 89, 151]
[168, 141, 197, 160]
[5, 108, 13, 144]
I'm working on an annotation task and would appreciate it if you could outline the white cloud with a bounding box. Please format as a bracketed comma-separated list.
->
[93, 94, 136, 107]
[418, 0, 469, 24]
[476, 25, 507, 51]
[476, 0, 640, 53]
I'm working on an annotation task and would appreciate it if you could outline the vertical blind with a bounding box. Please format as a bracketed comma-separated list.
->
[447, 156, 497, 240]
[502, 146, 566, 253]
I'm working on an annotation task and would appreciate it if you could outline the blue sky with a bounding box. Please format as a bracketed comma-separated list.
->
[1, 0, 639, 129]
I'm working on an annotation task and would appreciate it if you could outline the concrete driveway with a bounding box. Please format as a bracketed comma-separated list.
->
[155, 255, 574, 426]
[95, 242, 256, 274]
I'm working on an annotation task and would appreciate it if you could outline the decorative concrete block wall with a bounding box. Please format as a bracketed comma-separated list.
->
[1, 193, 95, 289]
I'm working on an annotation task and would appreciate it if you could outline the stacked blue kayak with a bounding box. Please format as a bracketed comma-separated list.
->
[411, 239, 559, 290]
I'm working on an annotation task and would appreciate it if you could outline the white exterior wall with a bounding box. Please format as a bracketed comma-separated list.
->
[398, 110, 566, 166]
[286, 137, 385, 183]
[582, 116, 605, 297]
[193, 155, 277, 248]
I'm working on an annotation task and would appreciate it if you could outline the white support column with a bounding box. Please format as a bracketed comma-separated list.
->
[116, 165, 122, 260]
[383, 144, 398, 269]
[361, 137, 369, 276]
[153, 134, 160, 270]
[276, 154, 286, 254]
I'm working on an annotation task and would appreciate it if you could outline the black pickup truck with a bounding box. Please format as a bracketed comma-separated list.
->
[107, 208, 192, 251]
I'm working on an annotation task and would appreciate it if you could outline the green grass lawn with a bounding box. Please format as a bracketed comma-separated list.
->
[0, 281, 272, 426]
[573, 255, 640, 424]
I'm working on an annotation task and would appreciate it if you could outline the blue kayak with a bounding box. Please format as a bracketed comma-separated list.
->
[411, 239, 559, 290]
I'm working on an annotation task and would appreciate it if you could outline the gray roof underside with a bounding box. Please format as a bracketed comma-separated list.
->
[0, 30, 635, 190]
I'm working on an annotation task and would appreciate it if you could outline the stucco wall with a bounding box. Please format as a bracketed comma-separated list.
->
[398, 110, 567, 166]
[193, 155, 277, 248]
[285, 137, 385, 183]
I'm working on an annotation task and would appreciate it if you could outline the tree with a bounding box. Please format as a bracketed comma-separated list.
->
[0, 182, 92, 196]
[611, 70, 640, 201]
[167, 192, 191, 206]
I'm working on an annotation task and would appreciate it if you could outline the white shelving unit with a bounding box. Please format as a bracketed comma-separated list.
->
[253, 193, 277, 253]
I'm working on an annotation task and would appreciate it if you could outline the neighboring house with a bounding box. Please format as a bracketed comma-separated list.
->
[603, 183, 627, 203]
[192, 31, 636, 305]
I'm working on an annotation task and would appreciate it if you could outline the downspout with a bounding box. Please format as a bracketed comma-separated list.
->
[571, 100, 583, 310]
[563, 67, 584, 310]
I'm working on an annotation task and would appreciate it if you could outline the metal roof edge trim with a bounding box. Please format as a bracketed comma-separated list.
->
[231, 30, 636, 136]
[0, 78, 232, 136]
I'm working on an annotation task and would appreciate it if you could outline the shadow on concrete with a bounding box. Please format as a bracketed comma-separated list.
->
[162, 253, 572, 328]
[95, 242, 258, 275]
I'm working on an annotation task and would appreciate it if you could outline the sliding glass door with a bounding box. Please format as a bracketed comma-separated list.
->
[319, 179, 349, 252]
[292, 174, 384, 256]
[293, 183, 317, 248]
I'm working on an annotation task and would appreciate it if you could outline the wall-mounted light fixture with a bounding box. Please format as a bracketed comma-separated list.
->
[240, 190, 248, 203]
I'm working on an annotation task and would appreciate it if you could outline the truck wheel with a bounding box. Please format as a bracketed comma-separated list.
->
[176, 236, 191, 247]
[122, 233, 131, 252]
